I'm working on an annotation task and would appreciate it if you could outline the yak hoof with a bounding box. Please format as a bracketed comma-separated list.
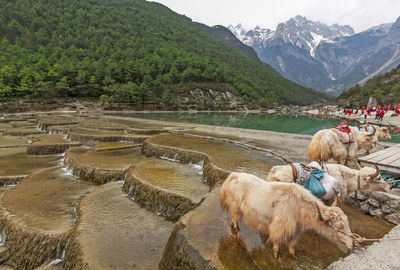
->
[230, 223, 240, 235]
[289, 250, 298, 260]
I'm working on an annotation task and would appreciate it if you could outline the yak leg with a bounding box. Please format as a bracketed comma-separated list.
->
[230, 221, 240, 236]
[259, 232, 270, 245]
[229, 209, 241, 236]
[288, 233, 301, 260]
[273, 243, 280, 259]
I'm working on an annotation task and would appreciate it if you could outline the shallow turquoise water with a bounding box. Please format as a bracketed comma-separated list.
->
[110, 112, 400, 142]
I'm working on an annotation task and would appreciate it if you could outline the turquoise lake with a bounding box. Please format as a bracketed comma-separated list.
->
[110, 112, 400, 142]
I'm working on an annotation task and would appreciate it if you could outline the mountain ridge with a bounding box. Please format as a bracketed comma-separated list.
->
[0, 0, 330, 109]
[229, 15, 400, 95]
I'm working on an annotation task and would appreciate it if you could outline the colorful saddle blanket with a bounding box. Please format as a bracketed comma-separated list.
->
[291, 162, 341, 200]
[331, 127, 355, 143]
[291, 163, 311, 185]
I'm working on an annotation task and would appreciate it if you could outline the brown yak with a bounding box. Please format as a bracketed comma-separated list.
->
[220, 172, 355, 259]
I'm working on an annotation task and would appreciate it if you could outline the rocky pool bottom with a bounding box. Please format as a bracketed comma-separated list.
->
[0, 112, 398, 269]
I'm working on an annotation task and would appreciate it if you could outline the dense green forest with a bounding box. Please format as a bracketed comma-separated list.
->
[338, 64, 400, 105]
[0, 0, 329, 107]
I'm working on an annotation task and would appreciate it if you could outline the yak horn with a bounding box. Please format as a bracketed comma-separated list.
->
[371, 126, 376, 135]
[331, 188, 339, 207]
[369, 164, 381, 178]
[315, 202, 324, 221]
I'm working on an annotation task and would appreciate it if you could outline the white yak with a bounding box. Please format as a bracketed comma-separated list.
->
[220, 172, 356, 259]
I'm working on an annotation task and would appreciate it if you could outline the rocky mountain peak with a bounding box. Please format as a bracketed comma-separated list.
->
[390, 16, 400, 32]
[228, 16, 400, 95]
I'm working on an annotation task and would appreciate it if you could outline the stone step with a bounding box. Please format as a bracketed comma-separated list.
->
[64, 147, 146, 184]
[0, 148, 61, 177]
[143, 133, 285, 184]
[64, 182, 173, 270]
[123, 157, 209, 220]
[0, 166, 95, 269]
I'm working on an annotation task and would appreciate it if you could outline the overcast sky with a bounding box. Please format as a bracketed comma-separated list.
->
[152, 0, 400, 32]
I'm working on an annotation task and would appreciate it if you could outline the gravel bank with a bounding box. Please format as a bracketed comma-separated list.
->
[328, 225, 400, 270]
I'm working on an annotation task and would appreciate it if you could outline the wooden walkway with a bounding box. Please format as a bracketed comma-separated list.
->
[358, 144, 400, 175]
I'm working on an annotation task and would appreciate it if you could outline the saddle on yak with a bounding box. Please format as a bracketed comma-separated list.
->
[290, 161, 341, 200]
[331, 124, 355, 143]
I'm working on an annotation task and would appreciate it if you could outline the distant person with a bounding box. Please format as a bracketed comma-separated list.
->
[379, 110, 385, 121]
[375, 110, 380, 120]
[364, 110, 368, 120]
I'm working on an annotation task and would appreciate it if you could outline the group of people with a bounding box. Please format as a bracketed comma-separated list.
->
[343, 104, 400, 121]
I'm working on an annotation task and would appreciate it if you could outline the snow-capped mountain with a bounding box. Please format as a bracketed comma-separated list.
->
[229, 15, 400, 94]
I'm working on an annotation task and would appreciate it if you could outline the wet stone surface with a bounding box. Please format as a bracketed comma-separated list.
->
[65, 182, 173, 270]
[1, 166, 95, 233]
[32, 134, 70, 144]
[93, 141, 138, 151]
[0, 148, 61, 177]
[66, 147, 145, 170]
[124, 158, 210, 220]
[0, 135, 27, 147]
[0, 166, 95, 269]
[131, 158, 208, 203]
[146, 133, 285, 179]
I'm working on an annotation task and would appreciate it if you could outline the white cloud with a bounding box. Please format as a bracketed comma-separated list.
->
[151, 0, 400, 32]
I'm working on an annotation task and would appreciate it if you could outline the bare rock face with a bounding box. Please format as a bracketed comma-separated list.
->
[346, 190, 400, 224]
[172, 87, 248, 111]
[367, 97, 378, 108]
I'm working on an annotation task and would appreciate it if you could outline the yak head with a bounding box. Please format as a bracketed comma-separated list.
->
[355, 126, 377, 145]
[314, 194, 355, 252]
[359, 165, 390, 192]
[376, 125, 391, 140]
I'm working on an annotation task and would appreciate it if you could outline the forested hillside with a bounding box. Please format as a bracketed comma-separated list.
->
[338, 64, 400, 105]
[0, 0, 329, 107]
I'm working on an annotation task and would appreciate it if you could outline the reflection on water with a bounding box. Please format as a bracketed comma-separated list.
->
[112, 112, 341, 135]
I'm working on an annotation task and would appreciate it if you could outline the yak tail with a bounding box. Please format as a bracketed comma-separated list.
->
[220, 173, 236, 212]
[219, 188, 228, 211]
[307, 132, 322, 161]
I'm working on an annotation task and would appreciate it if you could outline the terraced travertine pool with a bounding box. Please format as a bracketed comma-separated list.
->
[132, 158, 208, 203]
[0, 112, 396, 270]
[146, 133, 285, 178]
[0, 148, 61, 176]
